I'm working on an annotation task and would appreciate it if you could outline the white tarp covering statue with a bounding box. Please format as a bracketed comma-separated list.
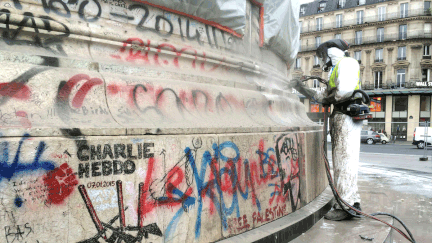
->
[264, 0, 300, 68]
[143, 0, 247, 35]
[145, 0, 300, 65]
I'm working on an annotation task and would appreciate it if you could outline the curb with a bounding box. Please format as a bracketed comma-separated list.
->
[217, 186, 334, 243]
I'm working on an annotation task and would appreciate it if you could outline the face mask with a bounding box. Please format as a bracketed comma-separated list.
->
[322, 57, 332, 72]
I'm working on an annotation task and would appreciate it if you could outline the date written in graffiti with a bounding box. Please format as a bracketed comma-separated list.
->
[86, 180, 116, 189]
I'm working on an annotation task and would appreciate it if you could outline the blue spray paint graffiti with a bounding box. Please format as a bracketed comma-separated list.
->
[0, 134, 55, 182]
[163, 140, 281, 240]
[14, 196, 23, 207]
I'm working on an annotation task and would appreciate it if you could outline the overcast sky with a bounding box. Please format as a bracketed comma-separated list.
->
[300, 0, 314, 4]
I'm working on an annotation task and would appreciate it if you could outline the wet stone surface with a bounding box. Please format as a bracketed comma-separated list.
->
[292, 163, 432, 243]
[359, 166, 432, 243]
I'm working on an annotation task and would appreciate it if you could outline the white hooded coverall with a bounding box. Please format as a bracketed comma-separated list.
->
[315, 47, 362, 208]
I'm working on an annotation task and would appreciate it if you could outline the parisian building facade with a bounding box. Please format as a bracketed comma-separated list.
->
[290, 0, 432, 141]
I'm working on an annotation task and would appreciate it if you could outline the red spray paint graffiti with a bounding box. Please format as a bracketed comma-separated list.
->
[0, 82, 31, 100]
[111, 38, 225, 72]
[43, 163, 79, 205]
[107, 83, 243, 116]
[57, 74, 103, 108]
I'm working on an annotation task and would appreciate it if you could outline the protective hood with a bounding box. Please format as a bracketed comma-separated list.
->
[327, 47, 345, 67]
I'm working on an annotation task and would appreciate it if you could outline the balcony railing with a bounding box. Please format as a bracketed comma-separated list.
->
[397, 57, 407, 61]
[300, 9, 431, 34]
[423, 55, 432, 59]
[347, 32, 429, 46]
[362, 82, 410, 90]
[299, 32, 432, 52]
[313, 64, 321, 68]
[375, 59, 383, 63]
[374, 84, 383, 89]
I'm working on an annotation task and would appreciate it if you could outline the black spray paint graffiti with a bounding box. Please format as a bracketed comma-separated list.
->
[2, 0, 241, 56]
[4, 223, 33, 243]
[0, 10, 70, 55]
[0, 0, 101, 55]
[10, 0, 102, 23]
[133, 85, 189, 120]
[78, 181, 162, 243]
[126, 4, 238, 48]
[76, 142, 154, 178]
[275, 134, 302, 212]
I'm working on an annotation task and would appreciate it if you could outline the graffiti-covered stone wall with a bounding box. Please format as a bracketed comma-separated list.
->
[0, 0, 326, 242]
[0, 131, 326, 243]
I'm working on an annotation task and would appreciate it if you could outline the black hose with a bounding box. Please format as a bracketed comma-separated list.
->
[352, 89, 371, 105]
[370, 212, 416, 242]
[322, 140, 416, 243]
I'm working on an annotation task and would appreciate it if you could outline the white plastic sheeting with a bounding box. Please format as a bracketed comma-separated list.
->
[144, 0, 247, 35]
[144, 0, 301, 64]
[264, 0, 300, 66]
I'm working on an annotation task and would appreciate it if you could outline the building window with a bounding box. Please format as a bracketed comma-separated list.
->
[295, 58, 301, 68]
[377, 28, 384, 42]
[316, 18, 323, 31]
[318, 1, 326, 12]
[422, 69, 431, 81]
[300, 6, 306, 15]
[378, 6, 386, 21]
[392, 98, 408, 139]
[375, 48, 383, 62]
[397, 69, 406, 88]
[399, 25, 407, 40]
[420, 96, 431, 112]
[392, 96, 408, 139]
[313, 79, 320, 88]
[316, 36, 321, 48]
[299, 21, 303, 33]
[398, 46, 406, 60]
[374, 71, 383, 89]
[393, 96, 408, 111]
[314, 55, 319, 66]
[400, 3, 408, 18]
[358, 0, 365, 6]
[392, 118, 407, 138]
[357, 10, 364, 24]
[370, 97, 385, 112]
[425, 1, 431, 12]
[310, 102, 320, 113]
[355, 31, 362, 45]
[336, 14, 343, 28]
[338, 0, 345, 8]
[424, 45, 430, 56]
[335, 33, 341, 39]
[355, 51, 361, 63]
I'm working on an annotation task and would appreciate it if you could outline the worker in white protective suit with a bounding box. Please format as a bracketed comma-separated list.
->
[292, 39, 362, 221]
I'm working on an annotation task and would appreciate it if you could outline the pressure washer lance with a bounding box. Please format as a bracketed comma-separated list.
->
[295, 76, 417, 243]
